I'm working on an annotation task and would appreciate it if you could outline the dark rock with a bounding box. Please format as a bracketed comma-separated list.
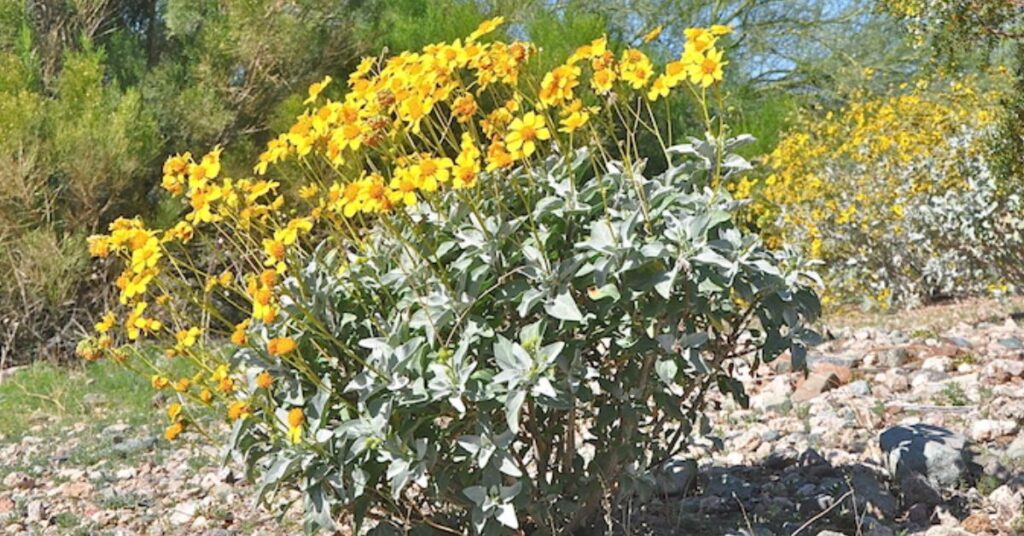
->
[899, 472, 943, 507]
[764, 449, 798, 471]
[655, 457, 697, 496]
[797, 494, 834, 515]
[705, 471, 754, 501]
[848, 464, 899, 520]
[880, 424, 978, 489]
[907, 502, 933, 526]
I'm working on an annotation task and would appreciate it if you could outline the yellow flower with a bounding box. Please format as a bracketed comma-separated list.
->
[558, 105, 592, 134]
[268, 336, 297, 356]
[304, 75, 332, 105]
[256, 371, 274, 390]
[175, 327, 201, 349]
[505, 112, 551, 158]
[619, 49, 654, 89]
[684, 27, 716, 55]
[165, 422, 184, 441]
[167, 402, 182, 421]
[199, 388, 214, 404]
[687, 48, 726, 88]
[95, 311, 116, 334]
[468, 16, 505, 42]
[151, 375, 169, 390]
[227, 401, 250, 421]
[539, 64, 581, 108]
[174, 377, 191, 393]
[642, 25, 663, 43]
[287, 408, 305, 444]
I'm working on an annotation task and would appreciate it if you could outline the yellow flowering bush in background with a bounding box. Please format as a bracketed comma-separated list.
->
[76, 19, 822, 534]
[733, 74, 1024, 308]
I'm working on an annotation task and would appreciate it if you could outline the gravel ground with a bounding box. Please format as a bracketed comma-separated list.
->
[1, 298, 1023, 535]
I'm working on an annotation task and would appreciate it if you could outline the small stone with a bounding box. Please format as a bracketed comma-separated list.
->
[115, 467, 137, 480]
[62, 480, 94, 499]
[810, 362, 853, 385]
[970, 419, 1018, 442]
[2, 471, 34, 490]
[750, 376, 792, 412]
[26, 500, 46, 522]
[168, 500, 198, 525]
[881, 347, 910, 368]
[793, 372, 840, 402]
[1006, 433, 1024, 461]
[848, 379, 871, 396]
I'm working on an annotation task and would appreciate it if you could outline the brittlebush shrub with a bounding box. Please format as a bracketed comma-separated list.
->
[80, 21, 820, 534]
[733, 75, 1024, 308]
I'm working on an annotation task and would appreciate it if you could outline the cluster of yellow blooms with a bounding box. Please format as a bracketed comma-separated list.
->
[732, 75, 1003, 305]
[78, 19, 732, 443]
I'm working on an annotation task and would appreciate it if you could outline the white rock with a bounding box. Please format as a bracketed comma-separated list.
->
[970, 419, 1019, 442]
[922, 356, 952, 372]
[168, 500, 198, 525]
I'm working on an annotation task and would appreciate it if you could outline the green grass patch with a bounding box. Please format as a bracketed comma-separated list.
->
[0, 359, 158, 439]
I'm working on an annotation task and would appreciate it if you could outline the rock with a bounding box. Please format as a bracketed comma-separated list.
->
[26, 500, 46, 523]
[970, 419, 1018, 442]
[988, 485, 1022, 519]
[2, 471, 34, 490]
[810, 362, 853, 385]
[848, 379, 871, 396]
[815, 532, 846, 536]
[848, 465, 898, 520]
[998, 337, 1023, 349]
[922, 356, 953, 372]
[115, 467, 137, 480]
[946, 336, 973, 348]
[793, 372, 840, 402]
[763, 449, 798, 471]
[655, 458, 697, 496]
[880, 424, 978, 489]
[112, 436, 156, 455]
[862, 515, 894, 536]
[62, 480, 94, 499]
[924, 527, 973, 536]
[881, 348, 911, 368]
[168, 500, 198, 525]
[959, 513, 992, 533]
[907, 502, 933, 526]
[1006, 433, 1024, 461]
[982, 359, 1024, 380]
[705, 471, 754, 501]
[899, 471, 943, 506]
[750, 376, 792, 412]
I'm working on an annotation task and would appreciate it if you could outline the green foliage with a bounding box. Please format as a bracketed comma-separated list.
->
[0, 359, 153, 438]
[230, 144, 820, 533]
